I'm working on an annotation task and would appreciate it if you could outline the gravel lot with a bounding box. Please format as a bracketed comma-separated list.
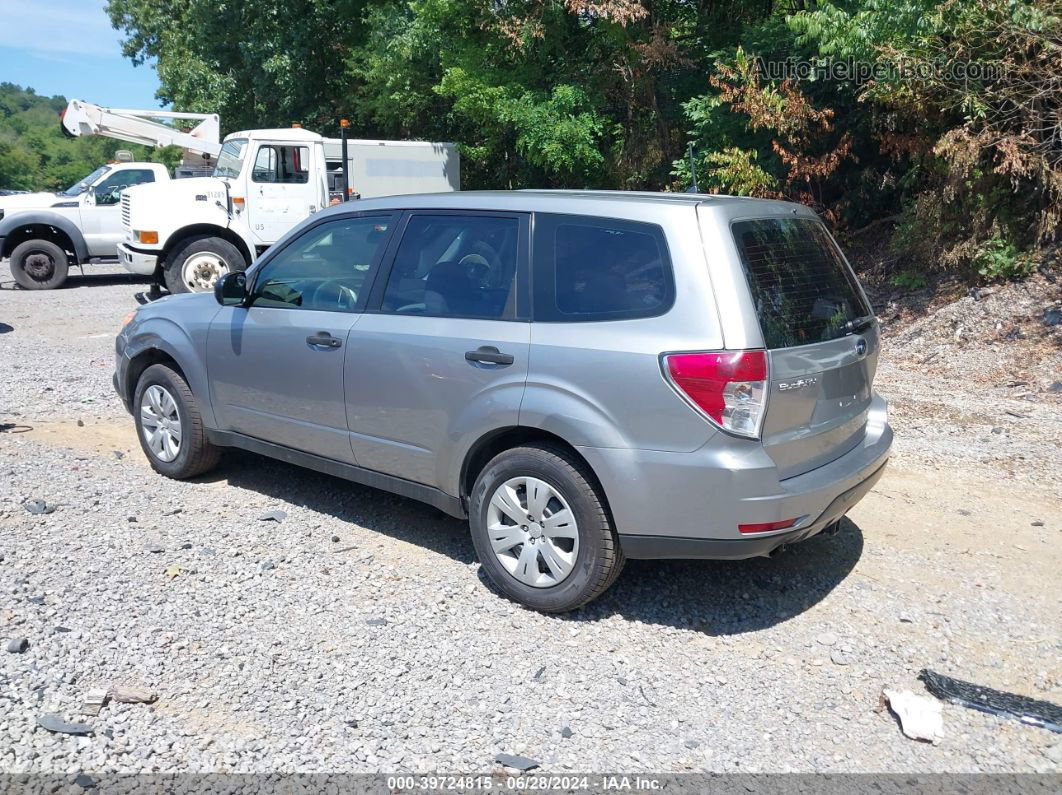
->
[1, 265, 1060, 775]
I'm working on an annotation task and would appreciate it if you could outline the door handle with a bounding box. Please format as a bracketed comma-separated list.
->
[465, 346, 514, 365]
[306, 332, 342, 349]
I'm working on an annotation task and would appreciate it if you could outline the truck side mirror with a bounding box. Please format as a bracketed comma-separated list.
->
[215, 271, 247, 306]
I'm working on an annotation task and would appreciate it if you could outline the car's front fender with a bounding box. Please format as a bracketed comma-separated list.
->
[121, 310, 218, 429]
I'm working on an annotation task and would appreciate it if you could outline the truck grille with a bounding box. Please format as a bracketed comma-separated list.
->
[121, 193, 131, 230]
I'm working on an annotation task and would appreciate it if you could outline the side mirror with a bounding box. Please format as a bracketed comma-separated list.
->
[215, 271, 248, 306]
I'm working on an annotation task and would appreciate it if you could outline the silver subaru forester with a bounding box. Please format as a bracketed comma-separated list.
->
[114, 191, 892, 612]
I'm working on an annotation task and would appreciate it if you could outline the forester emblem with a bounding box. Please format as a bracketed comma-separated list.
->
[778, 377, 818, 391]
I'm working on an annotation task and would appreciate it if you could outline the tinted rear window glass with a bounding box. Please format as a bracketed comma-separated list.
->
[733, 218, 870, 349]
[533, 214, 673, 322]
[382, 214, 519, 319]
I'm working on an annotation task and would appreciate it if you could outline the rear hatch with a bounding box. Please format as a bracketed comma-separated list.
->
[731, 217, 877, 479]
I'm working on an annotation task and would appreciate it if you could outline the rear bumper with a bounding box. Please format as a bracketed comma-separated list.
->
[579, 393, 892, 560]
[619, 458, 887, 559]
[118, 242, 158, 276]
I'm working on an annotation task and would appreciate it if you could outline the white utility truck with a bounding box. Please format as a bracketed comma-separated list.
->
[0, 100, 221, 289]
[119, 127, 460, 293]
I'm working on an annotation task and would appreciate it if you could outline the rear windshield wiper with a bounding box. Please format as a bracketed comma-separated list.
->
[844, 315, 875, 334]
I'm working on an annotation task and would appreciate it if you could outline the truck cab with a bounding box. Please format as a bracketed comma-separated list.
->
[119, 128, 459, 294]
[0, 161, 169, 290]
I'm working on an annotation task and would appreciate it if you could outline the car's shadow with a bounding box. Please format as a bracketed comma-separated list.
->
[213, 450, 863, 636]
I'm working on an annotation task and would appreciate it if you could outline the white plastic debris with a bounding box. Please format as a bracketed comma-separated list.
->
[81, 689, 109, 716]
[883, 688, 944, 743]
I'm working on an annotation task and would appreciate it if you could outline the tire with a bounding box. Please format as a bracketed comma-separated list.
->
[164, 235, 244, 294]
[10, 239, 69, 290]
[133, 363, 221, 479]
[469, 443, 625, 612]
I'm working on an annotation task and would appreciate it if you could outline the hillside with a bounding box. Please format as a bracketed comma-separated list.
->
[0, 83, 157, 192]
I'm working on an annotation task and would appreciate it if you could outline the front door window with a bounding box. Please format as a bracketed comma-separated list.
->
[93, 168, 156, 206]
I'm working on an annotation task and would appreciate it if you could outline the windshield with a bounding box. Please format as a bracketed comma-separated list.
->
[62, 165, 111, 197]
[733, 217, 872, 349]
[213, 139, 248, 179]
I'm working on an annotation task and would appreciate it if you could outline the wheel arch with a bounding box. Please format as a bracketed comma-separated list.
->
[459, 427, 614, 521]
[124, 347, 189, 408]
[0, 213, 88, 263]
[161, 224, 253, 270]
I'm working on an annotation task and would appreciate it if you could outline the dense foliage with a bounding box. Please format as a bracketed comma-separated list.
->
[0, 83, 173, 193]
[5, 1, 1059, 281]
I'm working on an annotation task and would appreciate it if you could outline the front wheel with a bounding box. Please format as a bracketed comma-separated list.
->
[164, 235, 244, 294]
[469, 443, 625, 612]
[10, 239, 69, 290]
[133, 364, 221, 479]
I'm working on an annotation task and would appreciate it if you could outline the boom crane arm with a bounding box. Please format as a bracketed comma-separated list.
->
[60, 99, 222, 167]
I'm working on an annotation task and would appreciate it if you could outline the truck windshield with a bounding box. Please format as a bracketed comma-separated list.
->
[213, 139, 248, 179]
[62, 165, 111, 197]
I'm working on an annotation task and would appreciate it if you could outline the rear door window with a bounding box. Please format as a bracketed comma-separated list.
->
[732, 218, 871, 349]
[532, 214, 673, 322]
[380, 214, 520, 319]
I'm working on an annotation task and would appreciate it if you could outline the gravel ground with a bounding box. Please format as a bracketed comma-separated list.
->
[1, 266, 1060, 775]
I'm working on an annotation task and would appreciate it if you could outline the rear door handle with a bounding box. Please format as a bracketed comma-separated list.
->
[307, 332, 342, 349]
[465, 346, 514, 365]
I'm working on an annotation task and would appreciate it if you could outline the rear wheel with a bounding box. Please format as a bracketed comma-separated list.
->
[10, 239, 69, 290]
[469, 443, 624, 612]
[164, 235, 244, 294]
[133, 364, 221, 478]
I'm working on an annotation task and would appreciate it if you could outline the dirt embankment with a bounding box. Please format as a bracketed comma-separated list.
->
[846, 234, 1062, 493]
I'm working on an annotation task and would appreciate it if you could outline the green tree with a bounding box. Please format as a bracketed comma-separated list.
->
[100, 0, 1060, 281]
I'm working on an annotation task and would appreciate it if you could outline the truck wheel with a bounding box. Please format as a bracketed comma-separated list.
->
[10, 239, 69, 290]
[164, 236, 244, 294]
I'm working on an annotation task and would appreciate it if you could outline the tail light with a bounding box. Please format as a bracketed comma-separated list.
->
[663, 350, 768, 438]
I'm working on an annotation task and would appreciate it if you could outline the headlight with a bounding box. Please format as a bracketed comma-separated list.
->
[120, 309, 138, 329]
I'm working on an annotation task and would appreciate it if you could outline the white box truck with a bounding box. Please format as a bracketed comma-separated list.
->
[119, 126, 460, 293]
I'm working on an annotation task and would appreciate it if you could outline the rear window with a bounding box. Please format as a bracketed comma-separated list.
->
[733, 218, 871, 349]
[532, 214, 673, 322]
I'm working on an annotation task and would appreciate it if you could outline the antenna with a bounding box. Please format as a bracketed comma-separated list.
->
[687, 142, 700, 193]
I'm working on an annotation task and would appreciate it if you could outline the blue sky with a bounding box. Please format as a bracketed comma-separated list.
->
[0, 0, 162, 107]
